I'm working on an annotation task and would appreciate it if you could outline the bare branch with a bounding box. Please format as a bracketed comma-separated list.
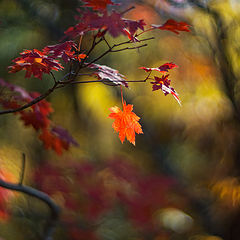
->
[103, 36, 111, 49]
[58, 73, 94, 84]
[50, 72, 57, 84]
[0, 178, 60, 240]
[120, 6, 135, 15]
[110, 43, 148, 52]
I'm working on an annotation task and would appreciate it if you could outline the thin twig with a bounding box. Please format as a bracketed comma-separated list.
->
[103, 36, 111, 49]
[111, 44, 148, 52]
[85, 39, 152, 67]
[58, 73, 94, 84]
[135, 28, 154, 37]
[50, 72, 57, 84]
[120, 6, 135, 15]
[84, 48, 112, 67]
[56, 80, 103, 88]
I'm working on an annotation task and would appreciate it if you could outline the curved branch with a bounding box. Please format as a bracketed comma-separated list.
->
[0, 81, 59, 115]
[0, 179, 60, 240]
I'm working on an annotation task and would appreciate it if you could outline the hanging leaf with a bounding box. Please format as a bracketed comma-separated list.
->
[109, 101, 143, 145]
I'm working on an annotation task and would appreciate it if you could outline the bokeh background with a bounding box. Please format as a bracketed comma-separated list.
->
[0, 0, 240, 240]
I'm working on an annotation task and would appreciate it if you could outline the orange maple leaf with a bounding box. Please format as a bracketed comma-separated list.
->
[109, 101, 143, 145]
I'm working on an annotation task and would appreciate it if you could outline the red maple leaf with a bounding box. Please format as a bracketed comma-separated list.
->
[39, 129, 69, 155]
[51, 126, 79, 147]
[98, 11, 127, 38]
[39, 127, 79, 155]
[152, 19, 190, 34]
[17, 92, 53, 130]
[64, 10, 102, 38]
[139, 64, 181, 105]
[0, 79, 78, 154]
[150, 75, 181, 105]
[19, 110, 50, 130]
[109, 101, 143, 145]
[9, 49, 64, 80]
[82, 0, 115, 10]
[151, 74, 171, 91]
[43, 41, 77, 63]
[123, 19, 146, 41]
[65, 9, 145, 40]
[139, 62, 178, 73]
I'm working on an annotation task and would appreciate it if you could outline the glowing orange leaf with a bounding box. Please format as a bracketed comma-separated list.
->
[109, 101, 143, 145]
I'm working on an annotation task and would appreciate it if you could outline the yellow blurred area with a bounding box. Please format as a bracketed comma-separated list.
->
[212, 177, 240, 207]
[190, 235, 223, 240]
[77, 81, 118, 124]
[0, 146, 24, 181]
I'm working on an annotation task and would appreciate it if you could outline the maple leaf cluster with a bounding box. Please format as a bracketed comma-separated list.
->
[140, 62, 181, 105]
[0, 79, 78, 155]
[65, 4, 146, 40]
[65, 1, 190, 42]
[9, 49, 64, 80]
[4, 0, 191, 148]
[8, 41, 86, 80]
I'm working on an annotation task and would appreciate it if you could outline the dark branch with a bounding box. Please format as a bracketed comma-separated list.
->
[120, 6, 135, 15]
[110, 43, 148, 52]
[0, 81, 59, 115]
[0, 179, 60, 240]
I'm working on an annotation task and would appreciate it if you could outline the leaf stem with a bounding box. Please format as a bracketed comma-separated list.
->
[120, 86, 124, 106]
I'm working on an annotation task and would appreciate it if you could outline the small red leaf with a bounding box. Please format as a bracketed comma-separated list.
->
[43, 41, 77, 63]
[151, 75, 181, 105]
[9, 49, 63, 80]
[152, 19, 191, 34]
[39, 129, 69, 155]
[139, 62, 178, 73]
[51, 126, 79, 147]
[123, 19, 146, 41]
